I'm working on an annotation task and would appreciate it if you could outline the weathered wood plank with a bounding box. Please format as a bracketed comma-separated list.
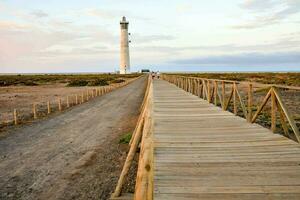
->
[152, 79, 300, 200]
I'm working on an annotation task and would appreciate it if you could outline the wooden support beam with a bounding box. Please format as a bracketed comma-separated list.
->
[273, 87, 300, 142]
[224, 85, 234, 110]
[251, 89, 272, 123]
[275, 99, 290, 137]
[235, 85, 247, 119]
[112, 117, 145, 198]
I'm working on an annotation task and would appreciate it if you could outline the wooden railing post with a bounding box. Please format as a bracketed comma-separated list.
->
[207, 80, 211, 103]
[222, 81, 225, 110]
[233, 82, 237, 115]
[271, 87, 276, 132]
[247, 83, 253, 122]
[197, 79, 200, 97]
[214, 81, 217, 105]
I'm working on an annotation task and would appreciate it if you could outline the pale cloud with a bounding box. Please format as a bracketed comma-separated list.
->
[233, 0, 300, 29]
[31, 10, 49, 18]
[172, 51, 300, 66]
[1, 0, 299, 72]
[83, 8, 151, 22]
[239, 0, 279, 11]
[85, 8, 119, 19]
[132, 34, 176, 44]
[0, 20, 31, 30]
[176, 4, 192, 14]
[135, 33, 300, 56]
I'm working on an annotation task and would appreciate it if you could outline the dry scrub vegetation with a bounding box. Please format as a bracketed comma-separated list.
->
[0, 73, 140, 128]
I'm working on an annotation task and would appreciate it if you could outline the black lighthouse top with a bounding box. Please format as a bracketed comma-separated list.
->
[120, 16, 129, 29]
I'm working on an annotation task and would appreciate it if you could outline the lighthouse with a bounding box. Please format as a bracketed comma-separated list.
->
[120, 16, 130, 74]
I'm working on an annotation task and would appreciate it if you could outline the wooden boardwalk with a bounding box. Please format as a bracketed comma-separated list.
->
[152, 79, 300, 200]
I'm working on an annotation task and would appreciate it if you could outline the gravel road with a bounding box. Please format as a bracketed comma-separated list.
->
[0, 76, 146, 200]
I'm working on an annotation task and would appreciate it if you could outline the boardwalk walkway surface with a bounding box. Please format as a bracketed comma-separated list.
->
[152, 79, 300, 200]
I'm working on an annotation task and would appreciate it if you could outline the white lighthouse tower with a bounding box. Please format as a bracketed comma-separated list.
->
[120, 16, 130, 74]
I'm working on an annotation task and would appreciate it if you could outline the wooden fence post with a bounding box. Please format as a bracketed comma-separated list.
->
[58, 98, 62, 111]
[76, 94, 78, 105]
[33, 103, 37, 119]
[67, 96, 70, 108]
[248, 83, 253, 122]
[14, 109, 18, 125]
[47, 101, 51, 114]
[81, 93, 84, 103]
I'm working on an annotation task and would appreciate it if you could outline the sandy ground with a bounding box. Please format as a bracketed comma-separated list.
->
[0, 76, 146, 200]
[0, 82, 127, 124]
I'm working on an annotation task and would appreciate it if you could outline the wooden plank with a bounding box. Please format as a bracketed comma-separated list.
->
[151, 79, 300, 200]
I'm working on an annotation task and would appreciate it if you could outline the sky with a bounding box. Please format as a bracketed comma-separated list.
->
[0, 0, 300, 73]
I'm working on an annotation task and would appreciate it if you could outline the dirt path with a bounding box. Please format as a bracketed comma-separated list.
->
[0, 76, 146, 200]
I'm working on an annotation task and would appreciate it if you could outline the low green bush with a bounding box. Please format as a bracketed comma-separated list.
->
[87, 79, 109, 86]
[119, 133, 132, 144]
[67, 80, 88, 87]
[112, 79, 125, 83]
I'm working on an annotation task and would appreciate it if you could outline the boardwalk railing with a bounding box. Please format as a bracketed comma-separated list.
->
[112, 75, 153, 200]
[162, 74, 300, 143]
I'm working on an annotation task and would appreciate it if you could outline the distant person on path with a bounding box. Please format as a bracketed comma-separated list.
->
[157, 71, 160, 79]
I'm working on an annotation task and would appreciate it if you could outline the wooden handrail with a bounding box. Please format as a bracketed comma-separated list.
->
[162, 74, 300, 143]
[167, 74, 300, 90]
[112, 75, 153, 199]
